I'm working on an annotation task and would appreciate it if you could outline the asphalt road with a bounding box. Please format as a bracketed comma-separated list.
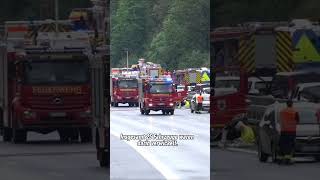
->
[111, 105, 210, 180]
[212, 148, 320, 180]
[0, 131, 108, 180]
[0, 105, 209, 180]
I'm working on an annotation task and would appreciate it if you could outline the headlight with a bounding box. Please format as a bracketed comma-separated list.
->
[23, 110, 36, 119]
[169, 103, 174, 106]
[148, 103, 153, 107]
[80, 109, 91, 118]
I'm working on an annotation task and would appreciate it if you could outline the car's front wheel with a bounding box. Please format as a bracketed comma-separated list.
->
[314, 155, 320, 161]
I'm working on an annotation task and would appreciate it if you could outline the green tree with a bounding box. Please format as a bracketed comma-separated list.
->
[147, 0, 210, 70]
[111, 0, 153, 67]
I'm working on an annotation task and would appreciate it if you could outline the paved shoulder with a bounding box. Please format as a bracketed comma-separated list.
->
[212, 148, 320, 180]
[0, 135, 106, 180]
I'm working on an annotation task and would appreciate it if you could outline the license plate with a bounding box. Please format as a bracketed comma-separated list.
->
[158, 103, 165, 105]
[50, 112, 66, 118]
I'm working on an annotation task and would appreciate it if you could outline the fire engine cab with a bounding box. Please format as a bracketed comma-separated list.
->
[138, 76, 176, 115]
[0, 44, 94, 143]
[111, 76, 139, 107]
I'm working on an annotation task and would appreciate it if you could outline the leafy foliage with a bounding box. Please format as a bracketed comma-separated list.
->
[212, 0, 320, 27]
[111, 0, 210, 70]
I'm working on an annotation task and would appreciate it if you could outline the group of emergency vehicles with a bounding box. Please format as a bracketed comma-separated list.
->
[111, 57, 211, 115]
[211, 19, 320, 139]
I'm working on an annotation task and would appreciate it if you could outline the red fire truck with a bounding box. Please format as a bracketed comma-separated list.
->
[210, 68, 249, 139]
[138, 76, 176, 115]
[91, 46, 109, 168]
[111, 76, 139, 107]
[0, 45, 94, 143]
[211, 27, 250, 140]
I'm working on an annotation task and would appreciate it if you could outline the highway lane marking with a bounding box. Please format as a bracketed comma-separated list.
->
[110, 129, 180, 180]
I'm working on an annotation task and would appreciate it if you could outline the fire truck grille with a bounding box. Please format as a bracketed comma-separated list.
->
[26, 96, 88, 110]
[152, 97, 170, 102]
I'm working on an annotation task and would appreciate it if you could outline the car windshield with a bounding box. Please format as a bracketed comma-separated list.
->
[215, 80, 240, 89]
[24, 60, 89, 85]
[297, 108, 319, 124]
[118, 79, 138, 88]
[149, 83, 173, 94]
[303, 86, 320, 97]
[203, 88, 210, 94]
[255, 82, 268, 90]
[203, 95, 210, 101]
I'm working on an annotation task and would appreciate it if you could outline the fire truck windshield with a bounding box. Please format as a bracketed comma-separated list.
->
[24, 60, 89, 85]
[118, 80, 138, 88]
[149, 83, 173, 94]
[215, 80, 240, 89]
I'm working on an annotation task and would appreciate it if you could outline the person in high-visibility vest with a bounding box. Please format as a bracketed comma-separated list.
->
[218, 113, 255, 148]
[185, 100, 190, 108]
[236, 121, 255, 144]
[196, 92, 204, 113]
[279, 100, 299, 165]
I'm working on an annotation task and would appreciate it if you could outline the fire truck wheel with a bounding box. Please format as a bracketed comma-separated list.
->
[135, 103, 139, 107]
[145, 110, 150, 115]
[3, 127, 12, 142]
[58, 129, 70, 143]
[162, 110, 166, 115]
[69, 128, 79, 142]
[12, 128, 27, 144]
[99, 149, 109, 167]
[115, 103, 119, 107]
[80, 127, 93, 143]
[170, 110, 174, 115]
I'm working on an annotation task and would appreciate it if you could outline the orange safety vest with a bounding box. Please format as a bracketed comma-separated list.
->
[197, 95, 204, 103]
[280, 108, 299, 133]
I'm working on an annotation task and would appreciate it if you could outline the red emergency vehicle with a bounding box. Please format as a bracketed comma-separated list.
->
[111, 76, 139, 107]
[0, 46, 93, 143]
[138, 76, 176, 115]
[210, 69, 248, 133]
[211, 26, 250, 139]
